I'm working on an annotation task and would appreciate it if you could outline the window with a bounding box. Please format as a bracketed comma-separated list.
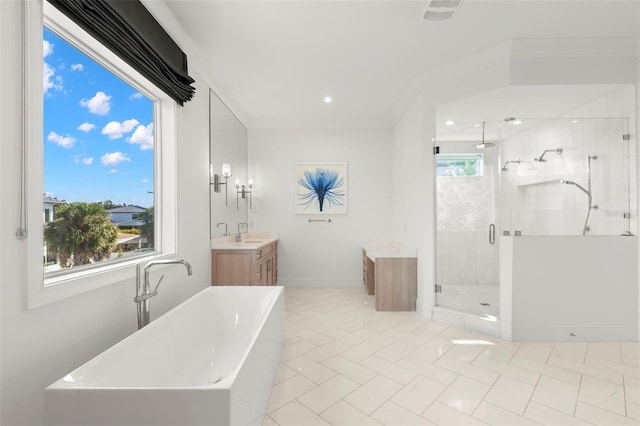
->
[436, 153, 484, 177]
[43, 27, 155, 273]
[26, 2, 178, 308]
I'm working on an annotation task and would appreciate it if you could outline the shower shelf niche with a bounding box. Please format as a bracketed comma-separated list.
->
[516, 177, 564, 187]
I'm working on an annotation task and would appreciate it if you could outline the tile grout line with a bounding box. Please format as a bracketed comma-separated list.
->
[268, 289, 640, 426]
[622, 374, 628, 418]
[573, 373, 583, 417]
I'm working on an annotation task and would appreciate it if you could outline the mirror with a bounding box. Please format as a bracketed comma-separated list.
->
[209, 89, 248, 239]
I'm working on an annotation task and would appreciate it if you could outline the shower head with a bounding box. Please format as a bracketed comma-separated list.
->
[476, 142, 496, 149]
[501, 159, 520, 171]
[534, 147, 563, 162]
[473, 121, 496, 149]
[560, 179, 591, 197]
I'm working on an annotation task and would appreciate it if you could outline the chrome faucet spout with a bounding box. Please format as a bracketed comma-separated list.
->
[135, 259, 192, 329]
[236, 222, 248, 242]
[237, 222, 248, 235]
[216, 222, 229, 236]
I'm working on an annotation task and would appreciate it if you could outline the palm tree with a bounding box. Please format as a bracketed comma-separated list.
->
[138, 207, 154, 249]
[44, 202, 119, 268]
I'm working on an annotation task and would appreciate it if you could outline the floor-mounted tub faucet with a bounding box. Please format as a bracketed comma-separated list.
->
[134, 259, 192, 329]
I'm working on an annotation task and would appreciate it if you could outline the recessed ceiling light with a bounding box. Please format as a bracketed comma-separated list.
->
[445, 120, 454, 126]
[513, 120, 522, 125]
[473, 123, 481, 127]
[572, 119, 580, 124]
[324, 96, 332, 103]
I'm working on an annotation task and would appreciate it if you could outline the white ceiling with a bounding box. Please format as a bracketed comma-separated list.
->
[164, 1, 639, 126]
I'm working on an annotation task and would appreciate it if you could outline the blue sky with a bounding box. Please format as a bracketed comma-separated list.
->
[43, 27, 154, 208]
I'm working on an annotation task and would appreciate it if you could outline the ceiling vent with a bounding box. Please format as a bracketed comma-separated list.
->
[423, 0, 464, 21]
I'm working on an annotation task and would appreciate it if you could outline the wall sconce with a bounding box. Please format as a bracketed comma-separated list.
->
[212, 163, 232, 205]
[235, 179, 253, 209]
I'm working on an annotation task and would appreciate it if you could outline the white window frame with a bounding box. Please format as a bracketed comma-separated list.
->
[435, 153, 485, 177]
[26, 1, 178, 309]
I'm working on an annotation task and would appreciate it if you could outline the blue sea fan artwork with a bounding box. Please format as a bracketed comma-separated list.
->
[297, 167, 345, 212]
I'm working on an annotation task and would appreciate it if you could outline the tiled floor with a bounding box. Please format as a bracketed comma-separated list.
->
[264, 288, 640, 426]
[435, 284, 499, 318]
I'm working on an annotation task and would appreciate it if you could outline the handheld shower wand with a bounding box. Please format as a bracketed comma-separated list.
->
[561, 170, 597, 236]
[560, 179, 590, 197]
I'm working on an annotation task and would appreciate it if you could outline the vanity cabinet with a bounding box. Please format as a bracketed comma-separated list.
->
[261, 241, 278, 286]
[363, 242, 417, 311]
[374, 257, 417, 311]
[362, 249, 375, 295]
[211, 240, 278, 286]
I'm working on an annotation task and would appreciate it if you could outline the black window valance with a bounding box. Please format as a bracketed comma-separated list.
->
[47, 0, 195, 105]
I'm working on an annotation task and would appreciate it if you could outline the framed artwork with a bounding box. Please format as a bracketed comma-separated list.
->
[295, 162, 348, 214]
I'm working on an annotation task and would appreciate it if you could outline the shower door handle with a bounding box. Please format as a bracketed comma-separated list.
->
[489, 224, 496, 245]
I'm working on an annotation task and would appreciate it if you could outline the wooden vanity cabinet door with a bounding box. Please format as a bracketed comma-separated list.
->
[211, 240, 278, 286]
[211, 250, 252, 285]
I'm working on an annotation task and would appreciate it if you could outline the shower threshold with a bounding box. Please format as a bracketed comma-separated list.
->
[432, 306, 502, 338]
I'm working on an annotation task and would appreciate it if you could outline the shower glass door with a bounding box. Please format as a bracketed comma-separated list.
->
[434, 121, 501, 319]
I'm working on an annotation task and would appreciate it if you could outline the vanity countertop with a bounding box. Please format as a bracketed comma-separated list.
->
[363, 241, 417, 262]
[211, 232, 278, 250]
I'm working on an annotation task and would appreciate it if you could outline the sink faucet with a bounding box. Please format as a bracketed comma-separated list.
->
[216, 222, 229, 236]
[235, 222, 248, 242]
[134, 259, 192, 329]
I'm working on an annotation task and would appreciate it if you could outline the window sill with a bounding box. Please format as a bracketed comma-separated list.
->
[29, 253, 173, 309]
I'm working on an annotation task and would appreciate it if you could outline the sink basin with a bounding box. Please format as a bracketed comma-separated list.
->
[242, 239, 265, 243]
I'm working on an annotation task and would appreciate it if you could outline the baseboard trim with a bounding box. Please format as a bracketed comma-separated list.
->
[511, 325, 639, 342]
[278, 279, 363, 288]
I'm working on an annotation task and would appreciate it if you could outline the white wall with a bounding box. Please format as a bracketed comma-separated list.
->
[0, 2, 212, 424]
[505, 236, 638, 341]
[390, 98, 436, 316]
[247, 125, 392, 288]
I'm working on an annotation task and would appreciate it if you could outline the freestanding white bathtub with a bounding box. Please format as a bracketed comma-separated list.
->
[45, 286, 284, 426]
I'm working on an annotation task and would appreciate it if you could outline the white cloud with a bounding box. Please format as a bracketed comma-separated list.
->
[109, 169, 118, 174]
[127, 123, 154, 150]
[70, 63, 84, 71]
[129, 92, 143, 101]
[43, 40, 53, 58]
[77, 122, 96, 132]
[101, 119, 139, 139]
[73, 155, 94, 165]
[79, 91, 111, 115]
[43, 40, 63, 95]
[141, 178, 149, 183]
[101, 151, 131, 166]
[43, 62, 63, 95]
[47, 131, 76, 149]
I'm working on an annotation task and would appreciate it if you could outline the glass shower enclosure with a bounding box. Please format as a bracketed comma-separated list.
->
[434, 115, 634, 319]
[434, 121, 502, 319]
